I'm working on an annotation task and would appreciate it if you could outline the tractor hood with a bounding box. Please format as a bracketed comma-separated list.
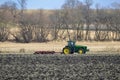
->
[75, 45, 87, 48]
[75, 45, 89, 52]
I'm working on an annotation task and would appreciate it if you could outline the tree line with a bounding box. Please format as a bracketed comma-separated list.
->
[0, 0, 120, 43]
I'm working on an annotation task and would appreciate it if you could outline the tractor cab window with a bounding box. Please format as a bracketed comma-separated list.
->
[68, 41, 75, 47]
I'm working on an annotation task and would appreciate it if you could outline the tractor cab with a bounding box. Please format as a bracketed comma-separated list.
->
[67, 41, 75, 47]
[62, 40, 89, 54]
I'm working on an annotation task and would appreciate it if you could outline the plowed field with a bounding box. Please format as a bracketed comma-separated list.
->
[0, 54, 120, 80]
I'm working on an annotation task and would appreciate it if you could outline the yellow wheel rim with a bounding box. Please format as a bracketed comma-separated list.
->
[79, 50, 83, 54]
[64, 48, 70, 54]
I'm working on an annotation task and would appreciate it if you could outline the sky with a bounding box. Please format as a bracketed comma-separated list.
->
[0, 0, 119, 9]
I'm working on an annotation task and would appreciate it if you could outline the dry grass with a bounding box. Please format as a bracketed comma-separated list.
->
[0, 41, 120, 54]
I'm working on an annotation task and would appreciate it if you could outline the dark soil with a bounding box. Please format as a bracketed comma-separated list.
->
[0, 54, 120, 80]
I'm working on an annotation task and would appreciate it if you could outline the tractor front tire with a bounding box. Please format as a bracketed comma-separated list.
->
[63, 47, 71, 55]
[78, 49, 84, 54]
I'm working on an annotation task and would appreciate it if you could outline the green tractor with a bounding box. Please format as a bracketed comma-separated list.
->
[62, 41, 89, 54]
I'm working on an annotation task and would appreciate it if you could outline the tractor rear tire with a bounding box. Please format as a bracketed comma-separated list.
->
[63, 47, 71, 55]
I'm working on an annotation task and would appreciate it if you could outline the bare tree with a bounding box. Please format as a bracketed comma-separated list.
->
[62, 0, 81, 40]
[17, 0, 27, 22]
[49, 10, 65, 40]
[12, 0, 35, 43]
[0, 24, 9, 42]
[83, 0, 93, 41]
[0, 1, 17, 42]
[1, 0, 120, 42]
[11, 13, 35, 43]
[34, 9, 50, 42]
[111, 2, 120, 41]
[0, 1, 17, 24]
[75, 2, 87, 41]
